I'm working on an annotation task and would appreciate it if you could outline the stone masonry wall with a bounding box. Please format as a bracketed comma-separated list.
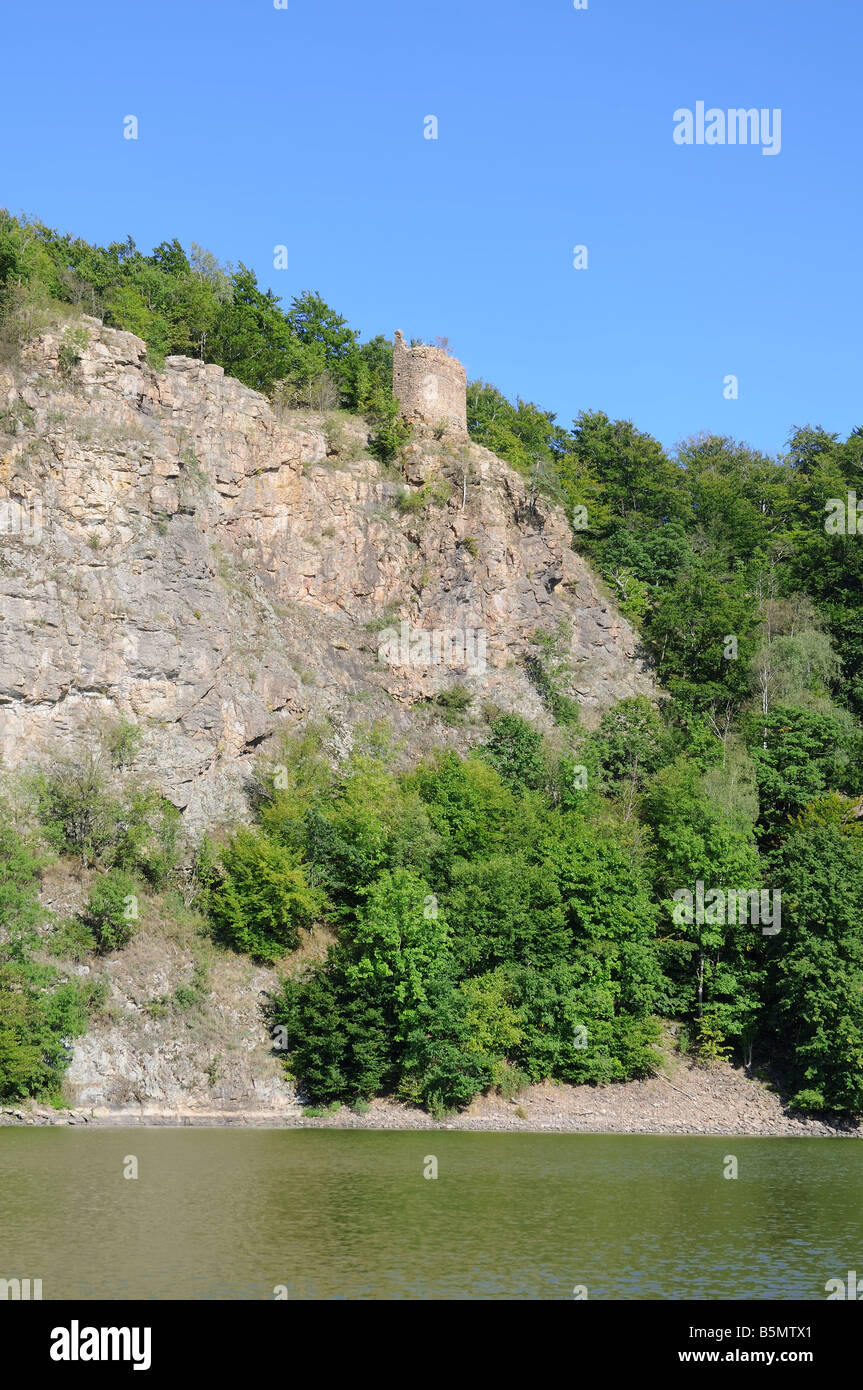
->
[392, 329, 468, 437]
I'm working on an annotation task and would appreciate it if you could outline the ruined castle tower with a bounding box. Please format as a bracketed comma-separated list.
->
[392, 330, 468, 438]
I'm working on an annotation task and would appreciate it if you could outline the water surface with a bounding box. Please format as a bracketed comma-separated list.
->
[0, 1130, 858, 1299]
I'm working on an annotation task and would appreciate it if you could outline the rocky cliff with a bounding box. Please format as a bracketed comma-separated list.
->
[0, 316, 654, 828]
[0, 315, 657, 1115]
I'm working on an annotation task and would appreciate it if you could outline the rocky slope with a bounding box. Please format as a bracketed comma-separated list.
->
[0, 316, 653, 829]
[0, 315, 657, 1116]
[4, 1050, 860, 1138]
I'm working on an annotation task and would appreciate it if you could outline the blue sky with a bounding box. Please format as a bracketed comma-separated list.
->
[0, 0, 859, 457]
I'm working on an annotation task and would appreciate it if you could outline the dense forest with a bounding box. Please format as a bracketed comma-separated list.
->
[2, 211, 863, 1117]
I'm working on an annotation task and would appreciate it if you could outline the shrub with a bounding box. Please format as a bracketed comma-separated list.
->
[435, 684, 473, 717]
[147, 961, 208, 1017]
[395, 480, 452, 517]
[525, 621, 579, 727]
[424, 479, 452, 507]
[31, 753, 180, 884]
[111, 789, 181, 887]
[0, 280, 54, 368]
[207, 829, 321, 961]
[85, 869, 141, 952]
[394, 486, 427, 516]
[270, 962, 397, 1104]
[309, 372, 340, 413]
[50, 918, 97, 961]
[400, 980, 497, 1116]
[0, 960, 103, 1102]
[365, 389, 412, 462]
[104, 717, 142, 770]
[31, 753, 120, 867]
[0, 815, 48, 943]
[57, 324, 88, 377]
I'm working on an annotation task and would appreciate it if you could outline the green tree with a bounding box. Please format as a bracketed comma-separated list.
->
[444, 853, 568, 974]
[640, 758, 764, 1054]
[768, 825, 863, 1111]
[343, 868, 450, 1039]
[208, 829, 321, 961]
[744, 705, 845, 837]
[649, 560, 759, 717]
[479, 713, 547, 792]
[588, 696, 671, 819]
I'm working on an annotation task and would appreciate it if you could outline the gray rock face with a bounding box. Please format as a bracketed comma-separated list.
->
[0, 318, 655, 831]
[0, 318, 660, 1113]
[63, 946, 298, 1116]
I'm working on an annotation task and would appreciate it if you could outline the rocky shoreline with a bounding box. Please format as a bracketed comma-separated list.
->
[3, 1057, 859, 1138]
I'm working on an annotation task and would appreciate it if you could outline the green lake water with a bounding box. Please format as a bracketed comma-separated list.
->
[0, 1130, 859, 1300]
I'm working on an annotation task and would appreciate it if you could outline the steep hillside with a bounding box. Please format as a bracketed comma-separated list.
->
[0, 316, 657, 1116]
[0, 316, 653, 828]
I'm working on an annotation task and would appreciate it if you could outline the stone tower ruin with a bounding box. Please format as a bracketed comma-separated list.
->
[392, 330, 468, 438]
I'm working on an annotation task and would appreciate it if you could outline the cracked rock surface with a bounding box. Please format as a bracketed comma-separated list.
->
[0, 320, 660, 1114]
[0, 318, 655, 830]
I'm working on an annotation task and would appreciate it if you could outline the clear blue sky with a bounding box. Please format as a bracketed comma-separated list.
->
[1, 0, 859, 457]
